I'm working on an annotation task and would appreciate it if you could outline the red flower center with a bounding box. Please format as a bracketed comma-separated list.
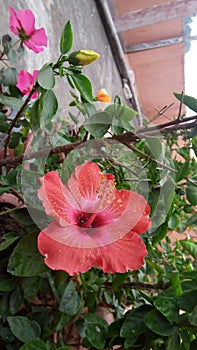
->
[76, 212, 98, 228]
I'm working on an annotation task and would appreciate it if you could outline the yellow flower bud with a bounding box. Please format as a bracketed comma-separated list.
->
[97, 88, 111, 103]
[68, 50, 100, 66]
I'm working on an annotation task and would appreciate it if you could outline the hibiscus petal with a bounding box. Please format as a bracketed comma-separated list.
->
[9, 7, 21, 35]
[16, 70, 33, 94]
[29, 28, 48, 47]
[95, 190, 150, 235]
[71, 161, 101, 201]
[66, 161, 115, 212]
[38, 171, 76, 225]
[38, 229, 147, 275]
[17, 9, 35, 36]
[132, 204, 151, 234]
[24, 40, 44, 53]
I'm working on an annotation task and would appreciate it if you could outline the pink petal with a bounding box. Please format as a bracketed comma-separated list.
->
[38, 171, 76, 225]
[16, 70, 33, 94]
[95, 190, 151, 235]
[16, 9, 35, 36]
[32, 70, 39, 80]
[66, 162, 116, 212]
[77, 161, 103, 200]
[132, 204, 151, 234]
[31, 91, 39, 99]
[24, 40, 44, 53]
[38, 229, 147, 275]
[29, 28, 48, 47]
[9, 7, 22, 35]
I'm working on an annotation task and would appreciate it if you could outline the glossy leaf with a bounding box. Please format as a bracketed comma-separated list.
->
[9, 287, 23, 314]
[20, 339, 47, 350]
[59, 280, 81, 317]
[120, 305, 152, 337]
[7, 316, 41, 343]
[192, 136, 197, 157]
[186, 183, 197, 205]
[84, 111, 112, 137]
[7, 231, 48, 277]
[145, 137, 165, 161]
[175, 159, 190, 182]
[38, 64, 55, 90]
[71, 73, 93, 102]
[145, 310, 177, 336]
[2, 67, 17, 86]
[154, 297, 179, 323]
[180, 240, 197, 259]
[0, 94, 23, 110]
[189, 305, 197, 326]
[0, 279, 15, 292]
[40, 89, 58, 127]
[60, 20, 73, 54]
[83, 313, 108, 349]
[174, 92, 197, 113]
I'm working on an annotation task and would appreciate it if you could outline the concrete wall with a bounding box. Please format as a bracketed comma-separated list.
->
[0, 0, 127, 115]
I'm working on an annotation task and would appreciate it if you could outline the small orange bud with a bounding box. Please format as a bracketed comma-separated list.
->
[97, 88, 111, 103]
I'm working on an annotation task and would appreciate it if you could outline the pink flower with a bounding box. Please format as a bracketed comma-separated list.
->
[16, 70, 39, 99]
[9, 7, 48, 53]
[37, 161, 151, 275]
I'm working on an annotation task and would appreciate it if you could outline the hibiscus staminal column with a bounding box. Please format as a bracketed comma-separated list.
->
[37, 161, 151, 275]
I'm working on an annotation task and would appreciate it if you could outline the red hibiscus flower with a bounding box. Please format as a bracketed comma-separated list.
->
[16, 70, 39, 99]
[9, 7, 48, 53]
[37, 161, 151, 275]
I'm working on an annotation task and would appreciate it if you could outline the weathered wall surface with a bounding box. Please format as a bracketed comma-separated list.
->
[0, 0, 126, 115]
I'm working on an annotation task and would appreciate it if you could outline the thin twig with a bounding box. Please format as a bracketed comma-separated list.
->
[3, 88, 35, 158]
[104, 281, 168, 290]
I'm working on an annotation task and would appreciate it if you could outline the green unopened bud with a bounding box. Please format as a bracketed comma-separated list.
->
[68, 50, 100, 66]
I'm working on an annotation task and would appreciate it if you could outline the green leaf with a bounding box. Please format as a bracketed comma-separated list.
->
[120, 305, 152, 338]
[59, 280, 81, 317]
[0, 326, 15, 343]
[7, 316, 41, 343]
[7, 231, 48, 277]
[187, 212, 197, 226]
[0, 279, 15, 292]
[189, 305, 197, 326]
[0, 113, 9, 132]
[192, 136, 197, 157]
[154, 297, 179, 323]
[0, 236, 19, 251]
[145, 310, 177, 336]
[83, 313, 108, 349]
[174, 92, 197, 113]
[30, 98, 40, 131]
[9, 287, 23, 314]
[180, 240, 197, 259]
[0, 94, 23, 110]
[60, 20, 73, 54]
[84, 111, 112, 137]
[166, 331, 180, 350]
[171, 271, 182, 297]
[20, 339, 46, 350]
[178, 289, 197, 312]
[70, 73, 93, 102]
[38, 64, 55, 90]
[2, 67, 18, 86]
[186, 183, 197, 205]
[145, 137, 165, 161]
[175, 159, 190, 182]
[40, 89, 58, 127]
